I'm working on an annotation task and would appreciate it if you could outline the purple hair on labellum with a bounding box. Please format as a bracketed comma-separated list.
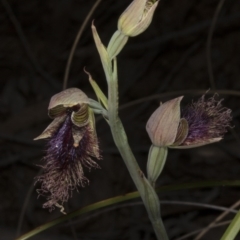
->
[36, 110, 100, 212]
[34, 88, 101, 213]
[181, 94, 232, 146]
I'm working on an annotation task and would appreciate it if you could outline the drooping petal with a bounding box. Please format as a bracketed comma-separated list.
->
[34, 115, 66, 140]
[36, 113, 100, 211]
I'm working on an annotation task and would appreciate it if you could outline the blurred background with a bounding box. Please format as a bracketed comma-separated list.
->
[1, 0, 240, 239]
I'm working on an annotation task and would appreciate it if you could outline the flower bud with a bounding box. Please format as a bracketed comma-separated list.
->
[118, 0, 159, 37]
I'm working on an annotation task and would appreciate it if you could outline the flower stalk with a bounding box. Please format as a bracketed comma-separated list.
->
[106, 58, 169, 240]
[90, 0, 168, 237]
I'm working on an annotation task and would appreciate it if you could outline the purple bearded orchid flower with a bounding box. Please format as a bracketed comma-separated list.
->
[146, 94, 232, 149]
[34, 88, 100, 212]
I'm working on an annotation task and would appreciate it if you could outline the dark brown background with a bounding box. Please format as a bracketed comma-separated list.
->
[1, 0, 240, 239]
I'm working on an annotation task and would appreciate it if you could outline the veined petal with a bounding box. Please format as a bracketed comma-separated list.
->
[118, 0, 147, 31]
[48, 88, 89, 118]
[146, 96, 182, 146]
[118, 0, 158, 37]
[127, 1, 158, 37]
[71, 103, 89, 127]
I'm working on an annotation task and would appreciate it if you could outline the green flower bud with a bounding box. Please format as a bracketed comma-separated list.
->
[118, 0, 159, 37]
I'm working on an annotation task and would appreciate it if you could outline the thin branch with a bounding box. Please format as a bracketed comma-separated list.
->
[63, 0, 102, 90]
[194, 200, 240, 240]
[118, 89, 240, 112]
[16, 169, 43, 238]
[65, 200, 237, 227]
[176, 220, 231, 240]
[206, 0, 226, 89]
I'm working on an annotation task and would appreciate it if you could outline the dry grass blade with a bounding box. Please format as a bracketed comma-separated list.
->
[206, 0, 226, 90]
[176, 220, 232, 240]
[193, 200, 240, 240]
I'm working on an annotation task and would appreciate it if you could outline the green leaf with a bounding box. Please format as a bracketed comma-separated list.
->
[16, 180, 240, 240]
[221, 210, 240, 240]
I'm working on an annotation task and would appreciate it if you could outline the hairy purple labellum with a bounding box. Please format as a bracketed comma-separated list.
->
[181, 95, 232, 146]
[36, 108, 100, 212]
[146, 94, 232, 149]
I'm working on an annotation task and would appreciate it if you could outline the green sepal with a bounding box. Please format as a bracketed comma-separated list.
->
[91, 22, 111, 81]
[147, 145, 168, 187]
[107, 30, 128, 60]
[85, 69, 108, 110]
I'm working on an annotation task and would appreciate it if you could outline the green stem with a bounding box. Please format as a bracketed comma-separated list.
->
[221, 210, 240, 240]
[107, 59, 168, 240]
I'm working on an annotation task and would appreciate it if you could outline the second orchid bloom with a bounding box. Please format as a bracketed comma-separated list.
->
[146, 95, 232, 186]
[146, 95, 232, 149]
